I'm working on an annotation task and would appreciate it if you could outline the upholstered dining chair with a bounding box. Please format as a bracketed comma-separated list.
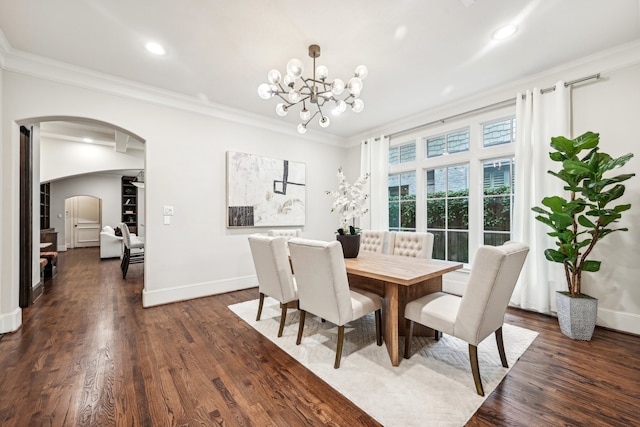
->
[391, 231, 434, 259]
[268, 229, 302, 240]
[404, 241, 529, 396]
[120, 223, 144, 279]
[248, 234, 298, 337]
[288, 238, 383, 368]
[359, 230, 392, 254]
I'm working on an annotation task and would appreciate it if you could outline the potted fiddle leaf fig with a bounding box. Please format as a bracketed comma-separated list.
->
[532, 131, 634, 340]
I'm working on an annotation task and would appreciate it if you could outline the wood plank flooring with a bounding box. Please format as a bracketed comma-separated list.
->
[1, 247, 638, 426]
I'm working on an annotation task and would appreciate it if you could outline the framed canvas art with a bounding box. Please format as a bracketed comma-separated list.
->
[226, 151, 306, 227]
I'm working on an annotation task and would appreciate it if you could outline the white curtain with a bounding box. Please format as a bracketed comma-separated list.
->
[360, 135, 389, 231]
[510, 82, 571, 313]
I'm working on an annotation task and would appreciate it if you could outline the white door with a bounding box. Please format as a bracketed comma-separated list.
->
[66, 196, 102, 248]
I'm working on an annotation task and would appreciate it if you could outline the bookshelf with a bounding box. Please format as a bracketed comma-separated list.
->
[121, 176, 138, 234]
[40, 182, 50, 230]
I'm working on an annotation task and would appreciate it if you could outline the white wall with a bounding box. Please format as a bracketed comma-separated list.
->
[347, 43, 640, 334]
[50, 173, 125, 250]
[0, 67, 347, 331]
[571, 62, 640, 332]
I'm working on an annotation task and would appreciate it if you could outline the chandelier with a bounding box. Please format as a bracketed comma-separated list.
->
[257, 44, 367, 134]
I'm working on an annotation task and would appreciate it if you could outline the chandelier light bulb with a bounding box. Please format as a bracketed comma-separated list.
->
[352, 99, 365, 113]
[331, 78, 345, 95]
[300, 108, 311, 121]
[319, 116, 330, 128]
[354, 65, 368, 79]
[286, 58, 304, 79]
[283, 73, 295, 87]
[347, 77, 363, 97]
[288, 89, 301, 103]
[316, 65, 329, 80]
[332, 99, 347, 115]
[267, 69, 282, 85]
[297, 123, 307, 134]
[276, 103, 288, 116]
[257, 83, 273, 99]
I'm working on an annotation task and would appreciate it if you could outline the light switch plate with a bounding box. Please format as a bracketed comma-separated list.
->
[163, 205, 174, 216]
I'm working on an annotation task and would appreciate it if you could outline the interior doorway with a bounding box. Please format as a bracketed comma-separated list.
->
[65, 196, 102, 249]
[15, 116, 145, 319]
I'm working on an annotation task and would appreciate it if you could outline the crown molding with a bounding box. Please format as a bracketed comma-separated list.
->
[0, 28, 10, 67]
[1, 46, 346, 148]
[347, 39, 640, 147]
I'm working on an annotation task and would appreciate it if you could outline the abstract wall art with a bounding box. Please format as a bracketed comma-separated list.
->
[226, 151, 306, 227]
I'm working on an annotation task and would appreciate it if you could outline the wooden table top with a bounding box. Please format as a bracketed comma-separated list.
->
[344, 252, 463, 286]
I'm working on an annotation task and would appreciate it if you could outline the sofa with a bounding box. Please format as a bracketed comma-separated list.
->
[100, 225, 123, 259]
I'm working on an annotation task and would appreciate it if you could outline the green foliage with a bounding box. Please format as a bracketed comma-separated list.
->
[532, 131, 635, 296]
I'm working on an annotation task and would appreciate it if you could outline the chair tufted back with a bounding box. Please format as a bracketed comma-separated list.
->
[268, 229, 302, 240]
[391, 231, 434, 259]
[288, 238, 354, 326]
[248, 234, 297, 304]
[456, 241, 529, 345]
[360, 230, 390, 253]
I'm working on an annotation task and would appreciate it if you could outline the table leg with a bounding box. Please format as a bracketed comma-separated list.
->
[383, 282, 400, 366]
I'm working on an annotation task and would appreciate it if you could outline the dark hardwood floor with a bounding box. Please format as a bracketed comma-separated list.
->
[1, 247, 638, 426]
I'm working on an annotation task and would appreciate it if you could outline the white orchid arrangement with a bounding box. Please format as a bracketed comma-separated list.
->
[326, 167, 369, 235]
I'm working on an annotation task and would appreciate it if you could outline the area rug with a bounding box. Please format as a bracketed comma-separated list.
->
[228, 297, 538, 427]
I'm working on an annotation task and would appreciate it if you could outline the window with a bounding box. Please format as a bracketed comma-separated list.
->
[384, 109, 516, 265]
[388, 171, 416, 231]
[483, 158, 515, 246]
[426, 164, 469, 263]
[425, 129, 469, 158]
[483, 117, 516, 147]
[388, 142, 416, 165]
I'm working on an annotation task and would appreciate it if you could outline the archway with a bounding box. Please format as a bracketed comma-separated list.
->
[18, 116, 145, 307]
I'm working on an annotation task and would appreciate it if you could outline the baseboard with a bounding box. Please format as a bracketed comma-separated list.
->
[32, 281, 44, 303]
[142, 275, 257, 308]
[596, 307, 640, 336]
[0, 307, 22, 334]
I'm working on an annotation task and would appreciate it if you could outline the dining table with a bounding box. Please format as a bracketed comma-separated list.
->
[344, 252, 463, 366]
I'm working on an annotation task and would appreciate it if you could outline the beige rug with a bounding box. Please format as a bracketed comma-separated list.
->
[229, 297, 538, 427]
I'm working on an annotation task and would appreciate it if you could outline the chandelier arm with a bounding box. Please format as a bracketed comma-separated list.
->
[274, 93, 294, 105]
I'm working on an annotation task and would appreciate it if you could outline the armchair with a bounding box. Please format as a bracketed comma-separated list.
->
[100, 225, 123, 259]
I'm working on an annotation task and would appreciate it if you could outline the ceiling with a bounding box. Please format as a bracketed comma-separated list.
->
[1, 0, 639, 139]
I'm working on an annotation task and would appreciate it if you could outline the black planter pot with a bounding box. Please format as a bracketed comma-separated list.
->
[336, 234, 361, 258]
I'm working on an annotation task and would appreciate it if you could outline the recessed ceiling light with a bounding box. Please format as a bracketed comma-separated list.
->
[145, 42, 166, 55]
[82, 137, 93, 143]
[492, 25, 517, 40]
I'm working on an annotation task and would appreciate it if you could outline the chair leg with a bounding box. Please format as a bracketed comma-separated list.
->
[375, 309, 382, 346]
[277, 303, 287, 337]
[404, 319, 414, 359]
[122, 247, 130, 279]
[495, 326, 508, 368]
[469, 344, 484, 396]
[256, 293, 265, 321]
[334, 325, 345, 369]
[121, 247, 128, 273]
[296, 310, 306, 345]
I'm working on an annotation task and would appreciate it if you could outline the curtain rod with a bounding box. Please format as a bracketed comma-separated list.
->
[377, 73, 601, 141]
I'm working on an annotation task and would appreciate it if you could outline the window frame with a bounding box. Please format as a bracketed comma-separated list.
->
[385, 110, 516, 267]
